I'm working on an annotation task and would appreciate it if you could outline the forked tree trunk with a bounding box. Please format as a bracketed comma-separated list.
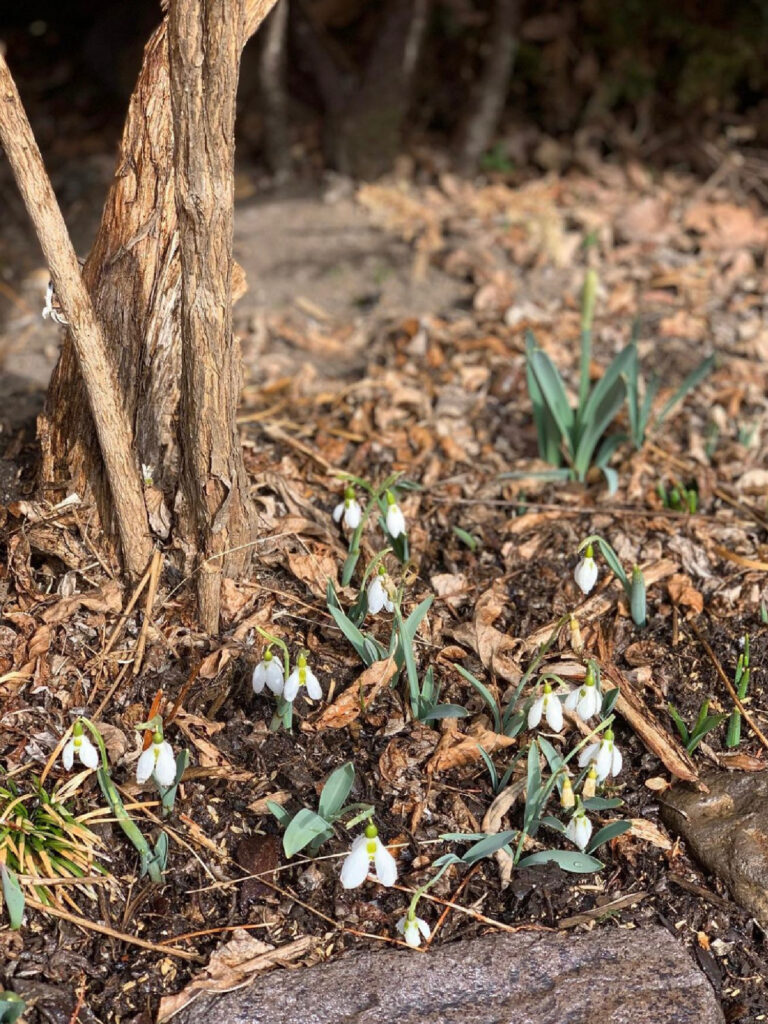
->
[37, 0, 279, 628]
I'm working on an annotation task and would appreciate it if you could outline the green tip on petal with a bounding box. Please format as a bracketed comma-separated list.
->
[153, 729, 163, 745]
[604, 728, 614, 743]
[385, 490, 396, 506]
[543, 681, 553, 694]
[264, 648, 273, 662]
[344, 485, 355, 501]
[585, 544, 594, 558]
[364, 822, 378, 839]
[73, 719, 84, 737]
[298, 652, 307, 668]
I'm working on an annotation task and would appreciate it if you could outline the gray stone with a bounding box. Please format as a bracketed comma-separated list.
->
[660, 770, 768, 924]
[175, 927, 723, 1024]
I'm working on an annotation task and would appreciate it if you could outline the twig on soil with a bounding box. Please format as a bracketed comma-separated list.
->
[96, 559, 155, 664]
[90, 662, 131, 721]
[133, 548, 163, 675]
[686, 618, 768, 752]
[424, 863, 480, 948]
[24, 896, 201, 960]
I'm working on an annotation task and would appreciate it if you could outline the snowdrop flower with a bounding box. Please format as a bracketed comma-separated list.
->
[62, 720, 98, 770]
[564, 669, 601, 721]
[574, 544, 598, 595]
[41, 279, 68, 325]
[565, 802, 593, 851]
[527, 682, 564, 732]
[252, 649, 285, 696]
[385, 490, 406, 538]
[397, 910, 431, 948]
[141, 463, 155, 487]
[340, 823, 398, 889]
[137, 730, 176, 787]
[283, 652, 322, 703]
[367, 567, 394, 615]
[578, 728, 623, 783]
[333, 486, 362, 530]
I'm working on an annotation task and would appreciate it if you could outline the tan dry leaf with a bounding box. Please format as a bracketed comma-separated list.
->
[427, 724, 516, 775]
[644, 776, 671, 793]
[219, 577, 251, 623]
[157, 932, 313, 1022]
[717, 751, 765, 772]
[286, 545, 338, 597]
[481, 778, 526, 888]
[667, 573, 704, 614]
[309, 656, 397, 731]
[430, 573, 469, 609]
[42, 580, 123, 625]
[628, 818, 672, 850]
[248, 790, 292, 815]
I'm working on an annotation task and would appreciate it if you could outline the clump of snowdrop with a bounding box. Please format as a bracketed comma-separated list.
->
[62, 719, 98, 770]
[284, 652, 322, 703]
[137, 727, 176, 788]
[527, 681, 564, 732]
[564, 666, 601, 721]
[367, 565, 395, 615]
[578, 728, 623, 782]
[333, 486, 362, 530]
[574, 544, 598, 595]
[252, 648, 285, 696]
[384, 490, 406, 539]
[340, 822, 397, 889]
[397, 909, 431, 948]
[565, 800, 593, 851]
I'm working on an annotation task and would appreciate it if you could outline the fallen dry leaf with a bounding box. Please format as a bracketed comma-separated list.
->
[309, 656, 397, 731]
[156, 931, 313, 1021]
[427, 723, 516, 775]
[42, 580, 124, 625]
[667, 573, 704, 614]
[286, 545, 339, 597]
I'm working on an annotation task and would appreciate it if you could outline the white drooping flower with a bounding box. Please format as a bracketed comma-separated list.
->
[252, 649, 285, 696]
[283, 652, 322, 703]
[340, 823, 398, 889]
[397, 910, 431, 948]
[367, 569, 394, 615]
[564, 670, 601, 721]
[333, 487, 362, 530]
[574, 545, 598, 595]
[527, 682, 564, 732]
[141, 463, 155, 487]
[136, 731, 177, 787]
[578, 728, 623, 783]
[565, 803, 593, 851]
[384, 490, 406, 539]
[62, 720, 98, 770]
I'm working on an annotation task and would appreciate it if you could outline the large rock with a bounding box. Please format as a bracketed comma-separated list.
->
[660, 770, 768, 924]
[174, 927, 723, 1024]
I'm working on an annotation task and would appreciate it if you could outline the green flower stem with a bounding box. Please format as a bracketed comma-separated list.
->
[409, 856, 456, 918]
[254, 626, 291, 680]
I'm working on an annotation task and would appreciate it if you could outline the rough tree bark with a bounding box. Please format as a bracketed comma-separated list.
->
[168, 0, 252, 633]
[37, 0, 278, 625]
[457, 0, 520, 173]
[297, 0, 429, 179]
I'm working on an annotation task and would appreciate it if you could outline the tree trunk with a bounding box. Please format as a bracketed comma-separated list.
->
[259, 0, 291, 178]
[297, 0, 429, 179]
[169, 0, 254, 634]
[38, 0, 278, 617]
[457, 0, 520, 173]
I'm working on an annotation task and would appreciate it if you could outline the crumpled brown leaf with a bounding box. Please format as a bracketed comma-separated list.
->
[42, 580, 123, 625]
[157, 931, 313, 1021]
[427, 722, 516, 775]
[308, 656, 396, 731]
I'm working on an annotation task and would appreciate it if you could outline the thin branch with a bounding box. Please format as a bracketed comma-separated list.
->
[0, 55, 153, 577]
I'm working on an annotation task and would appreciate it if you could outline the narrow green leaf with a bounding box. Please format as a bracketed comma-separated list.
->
[477, 745, 499, 792]
[329, 606, 377, 666]
[266, 800, 292, 828]
[587, 820, 632, 853]
[452, 526, 479, 551]
[421, 704, 470, 721]
[529, 349, 576, 454]
[318, 763, 355, 822]
[0, 865, 24, 929]
[462, 830, 518, 864]
[668, 704, 689, 745]
[526, 332, 565, 465]
[0, 993, 26, 1024]
[583, 796, 623, 811]
[453, 664, 502, 734]
[655, 355, 715, 428]
[341, 548, 361, 586]
[394, 607, 422, 719]
[601, 688, 620, 717]
[523, 741, 542, 833]
[515, 850, 604, 873]
[283, 808, 334, 858]
[574, 343, 634, 477]
[539, 815, 567, 834]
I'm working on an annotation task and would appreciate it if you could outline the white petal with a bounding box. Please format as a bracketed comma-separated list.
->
[576, 816, 593, 850]
[367, 578, 386, 615]
[610, 745, 623, 777]
[595, 743, 612, 782]
[403, 919, 421, 947]
[154, 741, 177, 787]
[136, 746, 155, 784]
[578, 742, 600, 769]
[345, 501, 362, 529]
[79, 735, 99, 768]
[386, 505, 405, 538]
[340, 842, 371, 889]
[545, 695, 563, 732]
[305, 669, 322, 701]
[527, 697, 543, 731]
[62, 739, 75, 770]
[417, 916, 431, 940]
[283, 670, 300, 702]
[396, 915, 407, 936]
[373, 839, 398, 886]
[564, 688, 580, 711]
[252, 663, 267, 693]
[265, 660, 285, 695]
[574, 557, 598, 595]
[585, 688, 602, 719]
[333, 502, 345, 523]
[383, 593, 395, 612]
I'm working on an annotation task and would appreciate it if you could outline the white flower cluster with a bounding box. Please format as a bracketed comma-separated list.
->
[252, 650, 322, 703]
[62, 718, 178, 789]
[332, 486, 406, 540]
